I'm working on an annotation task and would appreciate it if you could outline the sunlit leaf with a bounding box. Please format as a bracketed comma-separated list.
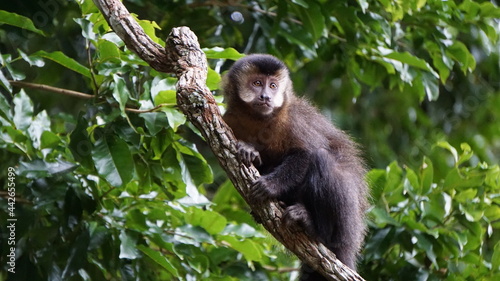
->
[223, 236, 263, 262]
[119, 231, 139, 259]
[185, 208, 227, 235]
[92, 135, 135, 187]
[203, 47, 245, 60]
[138, 245, 179, 276]
[140, 112, 169, 136]
[13, 90, 33, 132]
[492, 241, 500, 270]
[112, 75, 130, 113]
[32, 50, 91, 78]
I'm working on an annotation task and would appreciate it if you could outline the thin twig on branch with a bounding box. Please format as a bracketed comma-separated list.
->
[92, 0, 365, 280]
[8, 80, 164, 113]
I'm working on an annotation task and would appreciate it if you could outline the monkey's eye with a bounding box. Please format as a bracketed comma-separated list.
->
[269, 82, 278, 89]
[252, 80, 263, 87]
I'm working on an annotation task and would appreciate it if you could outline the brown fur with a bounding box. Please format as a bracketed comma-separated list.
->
[222, 54, 368, 278]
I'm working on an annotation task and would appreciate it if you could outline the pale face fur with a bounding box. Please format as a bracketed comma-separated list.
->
[236, 65, 290, 116]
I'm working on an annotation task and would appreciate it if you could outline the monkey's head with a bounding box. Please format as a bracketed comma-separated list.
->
[223, 54, 293, 117]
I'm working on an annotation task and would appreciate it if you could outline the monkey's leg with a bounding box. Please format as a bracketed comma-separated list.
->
[282, 203, 316, 235]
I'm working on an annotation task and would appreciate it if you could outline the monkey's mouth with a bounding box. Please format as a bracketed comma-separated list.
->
[255, 101, 272, 108]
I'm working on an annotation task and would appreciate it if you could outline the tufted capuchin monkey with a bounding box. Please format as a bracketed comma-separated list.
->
[221, 54, 369, 279]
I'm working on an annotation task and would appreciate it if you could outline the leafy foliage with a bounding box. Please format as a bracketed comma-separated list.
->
[364, 143, 500, 280]
[0, 0, 499, 280]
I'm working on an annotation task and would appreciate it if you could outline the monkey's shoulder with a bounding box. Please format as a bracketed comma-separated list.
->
[287, 98, 347, 146]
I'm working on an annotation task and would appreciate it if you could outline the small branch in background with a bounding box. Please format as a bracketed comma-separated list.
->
[10, 80, 95, 99]
[8, 80, 164, 113]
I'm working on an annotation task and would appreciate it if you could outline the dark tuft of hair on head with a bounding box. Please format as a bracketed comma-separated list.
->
[230, 54, 287, 77]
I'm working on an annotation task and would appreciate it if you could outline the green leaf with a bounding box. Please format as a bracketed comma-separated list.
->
[356, 0, 369, 13]
[457, 143, 473, 166]
[18, 159, 77, 178]
[151, 77, 177, 103]
[384, 52, 435, 73]
[19, 49, 45, 67]
[62, 231, 90, 279]
[119, 231, 139, 259]
[436, 141, 459, 165]
[421, 72, 439, 101]
[295, 2, 325, 41]
[74, 18, 96, 41]
[69, 113, 93, 168]
[455, 189, 478, 203]
[207, 67, 221, 91]
[0, 68, 12, 93]
[414, 233, 438, 267]
[447, 42, 476, 73]
[479, 1, 500, 18]
[187, 255, 209, 274]
[366, 169, 387, 201]
[31, 50, 91, 78]
[28, 110, 51, 149]
[364, 228, 396, 259]
[154, 90, 177, 106]
[426, 42, 451, 84]
[420, 157, 434, 195]
[137, 18, 163, 45]
[485, 205, 500, 222]
[40, 131, 61, 149]
[222, 223, 263, 238]
[223, 236, 263, 262]
[291, 0, 309, 8]
[164, 108, 186, 132]
[97, 39, 121, 62]
[492, 241, 500, 270]
[185, 208, 227, 235]
[138, 245, 179, 276]
[203, 47, 245, 60]
[29, 113, 50, 140]
[371, 207, 398, 227]
[443, 168, 484, 191]
[126, 209, 148, 232]
[140, 112, 169, 136]
[0, 91, 12, 123]
[174, 142, 213, 186]
[92, 135, 135, 187]
[0, 10, 45, 36]
[422, 194, 447, 222]
[113, 75, 130, 113]
[177, 225, 213, 244]
[13, 90, 34, 132]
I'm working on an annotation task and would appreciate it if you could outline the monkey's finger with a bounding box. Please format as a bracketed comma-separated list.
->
[253, 154, 262, 166]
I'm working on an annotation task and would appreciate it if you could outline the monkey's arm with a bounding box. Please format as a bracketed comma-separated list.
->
[249, 149, 311, 201]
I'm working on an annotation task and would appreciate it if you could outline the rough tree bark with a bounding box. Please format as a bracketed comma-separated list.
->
[92, 0, 365, 280]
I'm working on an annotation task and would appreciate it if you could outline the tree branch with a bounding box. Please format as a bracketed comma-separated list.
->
[92, 0, 365, 280]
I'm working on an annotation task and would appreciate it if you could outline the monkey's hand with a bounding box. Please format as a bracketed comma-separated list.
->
[249, 176, 280, 201]
[237, 141, 262, 167]
[282, 204, 315, 230]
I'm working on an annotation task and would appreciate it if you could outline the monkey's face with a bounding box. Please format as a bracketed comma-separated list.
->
[237, 72, 288, 116]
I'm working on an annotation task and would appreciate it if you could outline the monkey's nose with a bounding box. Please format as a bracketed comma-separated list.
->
[259, 94, 271, 102]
